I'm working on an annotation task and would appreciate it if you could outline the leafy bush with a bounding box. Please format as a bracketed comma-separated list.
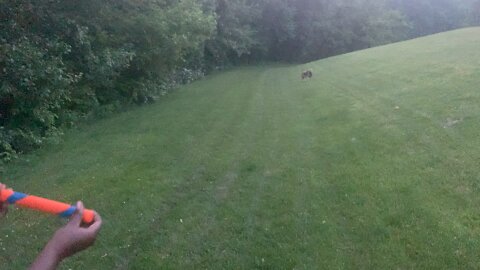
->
[1, 36, 78, 152]
[0, 0, 214, 159]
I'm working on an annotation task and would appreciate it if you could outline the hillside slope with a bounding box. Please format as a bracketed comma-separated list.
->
[2, 27, 480, 269]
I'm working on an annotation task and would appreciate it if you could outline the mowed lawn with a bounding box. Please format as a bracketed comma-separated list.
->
[2, 28, 480, 269]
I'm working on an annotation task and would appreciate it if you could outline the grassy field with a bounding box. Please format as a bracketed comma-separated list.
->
[2, 27, 480, 269]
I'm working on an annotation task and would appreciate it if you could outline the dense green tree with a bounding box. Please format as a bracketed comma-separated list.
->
[389, 0, 476, 37]
[256, 0, 408, 61]
[474, 1, 480, 24]
[204, 0, 260, 66]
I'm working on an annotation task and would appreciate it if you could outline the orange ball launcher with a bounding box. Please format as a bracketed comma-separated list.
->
[0, 188, 95, 224]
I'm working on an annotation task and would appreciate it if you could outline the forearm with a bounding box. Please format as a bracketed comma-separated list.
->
[29, 240, 63, 270]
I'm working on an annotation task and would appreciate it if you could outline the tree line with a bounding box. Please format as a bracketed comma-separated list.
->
[1, 0, 479, 160]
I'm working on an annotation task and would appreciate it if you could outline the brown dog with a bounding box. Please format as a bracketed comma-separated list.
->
[301, 69, 313, 79]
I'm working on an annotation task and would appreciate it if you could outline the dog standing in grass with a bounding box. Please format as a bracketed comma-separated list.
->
[301, 69, 313, 80]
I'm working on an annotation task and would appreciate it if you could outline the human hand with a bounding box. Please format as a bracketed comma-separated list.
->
[0, 183, 8, 218]
[30, 201, 102, 270]
[48, 201, 102, 260]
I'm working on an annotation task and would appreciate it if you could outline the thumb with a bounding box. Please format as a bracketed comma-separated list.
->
[69, 201, 84, 226]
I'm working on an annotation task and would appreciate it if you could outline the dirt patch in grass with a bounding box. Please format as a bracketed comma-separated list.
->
[215, 171, 238, 201]
[443, 117, 463, 128]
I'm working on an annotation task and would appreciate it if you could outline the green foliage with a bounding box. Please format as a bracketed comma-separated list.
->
[0, 35, 78, 153]
[256, 0, 410, 61]
[205, 0, 260, 65]
[0, 0, 215, 158]
[389, 0, 474, 36]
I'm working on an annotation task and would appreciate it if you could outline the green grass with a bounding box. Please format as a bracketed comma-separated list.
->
[2, 27, 480, 269]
